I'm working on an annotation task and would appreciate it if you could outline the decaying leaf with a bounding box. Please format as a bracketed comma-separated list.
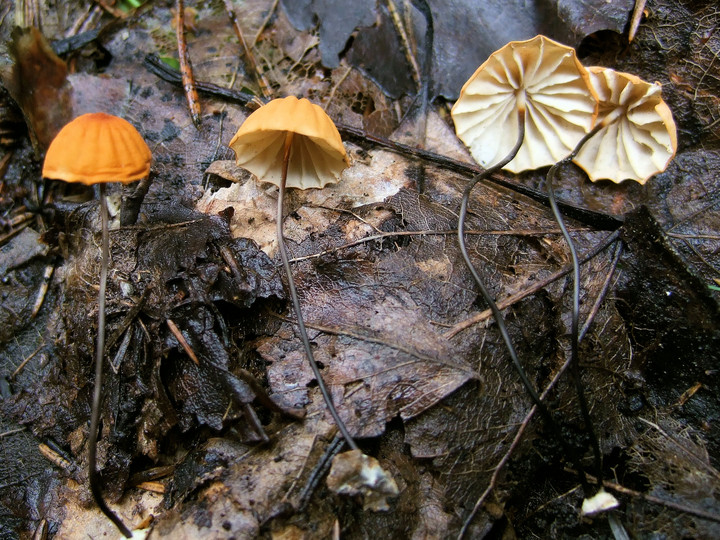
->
[281, 0, 635, 100]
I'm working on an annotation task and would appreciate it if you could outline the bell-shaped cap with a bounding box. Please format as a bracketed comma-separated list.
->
[228, 96, 349, 190]
[42, 113, 151, 184]
[451, 35, 598, 173]
[572, 67, 677, 184]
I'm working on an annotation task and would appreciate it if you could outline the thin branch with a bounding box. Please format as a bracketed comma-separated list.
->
[166, 318, 200, 365]
[565, 468, 720, 524]
[580, 241, 623, 341]
[176, 0, 201, 127]
[289, 228, 590, 263]
[445, 230, 621, 338]
[458, 342, 577, 538]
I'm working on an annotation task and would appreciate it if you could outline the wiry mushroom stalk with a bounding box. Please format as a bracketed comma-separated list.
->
[276, 132, 359, 452]
[458, 107, 602, 495]
[544, 120, 610, 490]
[457, 106, 550, 412]
[88, 185, 133, 538]
[42, 113, 151, 537]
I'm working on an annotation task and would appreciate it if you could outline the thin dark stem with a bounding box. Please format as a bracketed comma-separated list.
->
[88, 185, 132, 538]
[544, 122, 606, 490]
[458, 108, 595, 495]
[276, 133, 359, 452]
[458, 108, 549, 412]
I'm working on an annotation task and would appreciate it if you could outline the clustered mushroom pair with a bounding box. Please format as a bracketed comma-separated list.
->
[450, 35, 677, 511]
[41, 34, 676, 536]
[41, 99, 368, 536]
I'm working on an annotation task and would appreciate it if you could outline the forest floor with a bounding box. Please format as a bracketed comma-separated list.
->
[0, 1, 719, 538]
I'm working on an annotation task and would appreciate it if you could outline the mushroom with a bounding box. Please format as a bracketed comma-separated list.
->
[42, 112, 151, 539]
[449, 36, 598, 433]
[451, 37, 612, 510]
[229, 95, 349, 190]
[228, 96, 358, 450]
[451, 34, 598, 173]
[541, 68, 676, 503]
[572, 66, 677, 183]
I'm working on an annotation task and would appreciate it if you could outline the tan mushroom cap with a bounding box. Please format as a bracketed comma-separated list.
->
[572, 67, 677, 184]
[42, 113, 151, 185]
[451, 35, 598, 173]
[228, 96, 350, 190]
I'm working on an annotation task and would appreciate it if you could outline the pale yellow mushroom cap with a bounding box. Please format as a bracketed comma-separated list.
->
[228, 96, 350, 190]
[451, 35, 598, 173]
[572, 67, 677, 184]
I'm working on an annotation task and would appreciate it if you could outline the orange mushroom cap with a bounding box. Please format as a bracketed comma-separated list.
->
[228, 96, 350, 190]
[42, 112, 151, 185]
[572, 67, 677, 184]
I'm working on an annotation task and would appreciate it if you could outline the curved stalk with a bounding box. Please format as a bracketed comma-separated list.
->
[458, 108, 597, 494]
[544, 122, 606, 489]
[276, 133, 359, 451]
[458, 108, 549, 410]
[88, 185, 132, 538]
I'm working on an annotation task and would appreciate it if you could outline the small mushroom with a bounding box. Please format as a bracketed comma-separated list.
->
[541, 68, 678, 504]
[42, 112, 151, 539]
[229, 96, 358, 450]
[42, 112, 151, 184]
[572, 66, 677, 183]
[229, 95, 349, 189]
[451, 34, 598, 173]
[450, 36, 598, 435]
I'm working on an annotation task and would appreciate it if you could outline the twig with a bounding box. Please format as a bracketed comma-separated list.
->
[565, 468, 720, 524]
[269, 311, 471, 373]
[0, 221, 31, 246]
[283, 434, 317, 502]
[668, 232, 720, 240]
[628, 0, 648, 42]
[104, 287, 150, 354]
[0, 151, 12, 178]
[224, 0, 272, 99]
[637, 417, 720, 480]
[144, 53, 261, 107]
[166, 318, 200, 365]
[387, 0, 421, 91]
[176, 0, 201, 127]
[458, 344, 577, 538]
[579, 241, 623, 341]
[39, 443, 74, 472]
[0, 427, 25, 438]
[252, 0, 278, 47]
[298, 432, 346, 511]
[235, 368, 306, 420]
[289, 228, 590, 263]
[445, 230, 621, 339]
[325, 66, 352, 108]
[11, 344, 44, 378]
[31, 262, 55, 318]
